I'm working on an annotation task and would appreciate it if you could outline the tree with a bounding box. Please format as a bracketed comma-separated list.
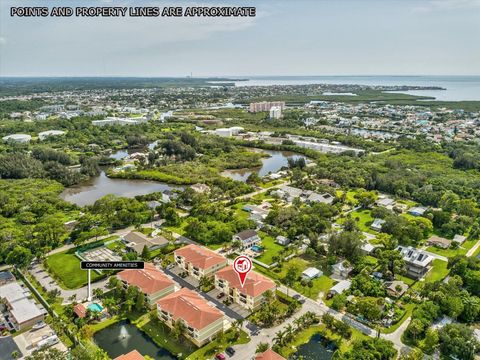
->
[354, 190, 377, 208]
[256, 342, 270, 353]
[172, 319, 186, 340]
[342, 338, 397, 360]
[135, 291, 145, 311]
[438, 324, 479, 360]
[141, 245, 150, 260]
[26, 348, 66, 360]
[422, 328, 439, 354]
[6, 245, 33, 268]
[283, 265, 300, 296]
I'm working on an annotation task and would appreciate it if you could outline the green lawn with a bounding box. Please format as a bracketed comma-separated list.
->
[395, 274, 416, 286]
[255, 232, 287, 265]
[187, 329, 250, 360]
[46, 250, 104, 289]
[424, 259, 449, 283]
[255, 257, 335, 299]
[134, 314, 196, 359]
[426, 238, 477, 258]
[412, 259, 449, 291]
[164, 219, 188, 235]
[294, 275, 335, 300]
[336, 189, 360, 205]
[337, 209, 376, 233]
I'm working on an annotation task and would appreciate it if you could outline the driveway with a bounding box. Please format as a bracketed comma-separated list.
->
[162, 266, 246, 321]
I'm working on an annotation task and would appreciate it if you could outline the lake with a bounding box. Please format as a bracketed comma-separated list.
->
[93, 320, 176, 360]
[232, 75, 480, 101]
[292, 333, 336, 360]
[60, 171, 179, 206]
[221, 149, 307, 182]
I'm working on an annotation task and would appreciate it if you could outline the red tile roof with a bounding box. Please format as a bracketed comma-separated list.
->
[114, 350, 145, 360]
[117, 263, 175, 295]
[73, 303, 87, 318]
[216, 265, 276, 298]
[157, 288, 223, 330]
[174, 244, 226, 270]
[256, 349, 285, 360]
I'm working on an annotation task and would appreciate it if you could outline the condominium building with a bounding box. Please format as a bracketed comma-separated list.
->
[117, 263, 176, 307]
[249, 101, 285, 113]
[215, 266, 276, 311]
[269, 106, 282, 119]
[174, 244, 227, 280]
[156, 288, 224, 347]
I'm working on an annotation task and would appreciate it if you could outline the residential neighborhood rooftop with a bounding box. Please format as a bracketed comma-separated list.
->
[118, 263, 175, 295]
[156, 288, 223, 330]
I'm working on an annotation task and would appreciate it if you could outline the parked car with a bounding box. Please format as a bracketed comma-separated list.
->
[215, 354, 226, 360]
[216, 292, 225, 299]
[225, 347, 235, 356]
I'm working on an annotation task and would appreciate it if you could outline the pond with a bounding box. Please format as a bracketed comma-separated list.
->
[221, 149, 308, 182]
[60, 170, 180, 206]
[109, 141, 159, 160]
[93, 320, 176, 360]
[291, 333, 336, 360]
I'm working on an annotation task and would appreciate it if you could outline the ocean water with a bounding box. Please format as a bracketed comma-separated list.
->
[233, 76, 480, 101]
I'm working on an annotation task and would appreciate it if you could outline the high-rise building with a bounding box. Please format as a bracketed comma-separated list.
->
[269, 106, 282, 119]
[249, 101, 285, 113]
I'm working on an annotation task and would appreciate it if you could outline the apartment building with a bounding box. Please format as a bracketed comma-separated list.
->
[156, 288, 224, 347]
[117, 263, 176, 307]
[215, 266, 276, 311]
[174, 244, 227, 280]
[249, 101, 286, 113]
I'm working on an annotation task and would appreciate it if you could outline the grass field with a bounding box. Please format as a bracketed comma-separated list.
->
[46, 250, 104, 289]
[424, 259, 449, 283]
[426, 238, 477, 258]
[256, 232, 286, 265]
[337, 208, 376, 233]
[255, 257, 335, 299]
[187, 329, 250, 360]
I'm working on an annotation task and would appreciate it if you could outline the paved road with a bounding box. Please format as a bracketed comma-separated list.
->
[230, 285, 410, 359]
[162, 267, 245, 321]
[466, 239, 480, 257]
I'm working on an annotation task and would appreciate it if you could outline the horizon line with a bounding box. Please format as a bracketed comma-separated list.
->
[2, 74, 480, 79]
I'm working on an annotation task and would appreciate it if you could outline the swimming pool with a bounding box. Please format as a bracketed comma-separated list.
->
[251, 245, 263, 252]
[88, 303, 104, 312]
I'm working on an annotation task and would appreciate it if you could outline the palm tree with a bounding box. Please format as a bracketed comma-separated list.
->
[293, 317, 303, 331]
[273, 330, 286, 346]
[284, 324, 295, 342]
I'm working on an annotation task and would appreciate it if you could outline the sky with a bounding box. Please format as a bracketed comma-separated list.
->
[1, 0, 479, 77]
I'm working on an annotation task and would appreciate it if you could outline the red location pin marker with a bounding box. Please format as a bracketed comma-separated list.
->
[233, 255, 252, 288]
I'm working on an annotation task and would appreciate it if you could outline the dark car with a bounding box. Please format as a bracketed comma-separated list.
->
[216, 292, 225, 299]
[215, 354, 226, 360]
[225, 347, 235, 356]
